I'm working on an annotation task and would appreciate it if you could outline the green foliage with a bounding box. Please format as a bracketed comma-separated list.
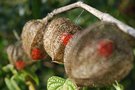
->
[113, 81, 124, 90]
[5, 77, 19, 90]
[47, 76, 77, 90]
[21, 70, 39, 85]
[2, 64, 39, 90]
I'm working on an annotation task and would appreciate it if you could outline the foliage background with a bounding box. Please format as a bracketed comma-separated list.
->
[0, 0, 135, 90]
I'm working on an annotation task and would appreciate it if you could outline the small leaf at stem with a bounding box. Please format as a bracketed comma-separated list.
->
[47, 76, 77, 90]
[113, 81, 124, 90]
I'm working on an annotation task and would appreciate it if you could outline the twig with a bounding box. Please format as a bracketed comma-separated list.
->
[42, 1, 135, 38]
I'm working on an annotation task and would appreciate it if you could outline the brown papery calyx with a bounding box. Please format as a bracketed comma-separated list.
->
[64, 22, 134, 87]
[43, 17, 81, 64]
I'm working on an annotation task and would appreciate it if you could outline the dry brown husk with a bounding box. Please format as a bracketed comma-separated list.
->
[6, 42, 34, 66]
[43, 17, 81, 64]
[21, 20, 47, 59]
[64, 21, 134, 87]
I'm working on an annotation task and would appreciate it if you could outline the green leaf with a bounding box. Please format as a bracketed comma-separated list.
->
[47, 76, 77, 90]
[113, 81, 124, 90]
[63, 79, 77, 90]
[47, 76, 65, 90]
[2, 64, 17, 74]
[21, 70, 39, 85]
[15, 73, 26, 81]
[10, 78, 21, 90]
[5, 78, 15, 90]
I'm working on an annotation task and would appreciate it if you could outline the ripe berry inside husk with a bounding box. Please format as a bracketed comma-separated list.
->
[60, 33, 73, 46]
[31, 48, 44, 60]
[98, 39, 115, 57]
[15, 60, 26, 70]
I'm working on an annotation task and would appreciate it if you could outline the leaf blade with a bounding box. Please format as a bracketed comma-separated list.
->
[47, 76, 77, 90]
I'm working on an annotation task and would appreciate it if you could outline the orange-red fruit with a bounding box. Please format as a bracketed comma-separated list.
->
[98, 39, 114, 57]
[31, 48, 43, 60]
[15, 60, 26, 70]
[60, 33, 73, 46]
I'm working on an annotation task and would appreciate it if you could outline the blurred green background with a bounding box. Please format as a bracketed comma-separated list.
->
[0, 0, 135, 90]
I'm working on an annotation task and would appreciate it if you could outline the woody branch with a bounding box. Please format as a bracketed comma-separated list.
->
[43, 1, 135, 38]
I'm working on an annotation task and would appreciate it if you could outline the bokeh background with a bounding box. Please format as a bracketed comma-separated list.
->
[0, 0, 135, 90]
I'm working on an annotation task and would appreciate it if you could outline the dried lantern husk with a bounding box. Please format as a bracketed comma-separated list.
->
[43, 17, 81, 64]
[64, 22, 134, 87]
[21, 20, 47, 60]
[119, 31, 135, 48]
[6, 42, 34, 68]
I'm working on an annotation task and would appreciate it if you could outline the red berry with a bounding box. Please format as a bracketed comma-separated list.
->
[31, 48, 43, 60]
[15, 60, 25, 70]
[60, 33, 73, 46]
[97, 39, 115, 57]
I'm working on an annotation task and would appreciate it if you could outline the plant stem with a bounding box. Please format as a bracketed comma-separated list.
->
[26, 81, 36, 90]
[42, 1, 135, 38]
